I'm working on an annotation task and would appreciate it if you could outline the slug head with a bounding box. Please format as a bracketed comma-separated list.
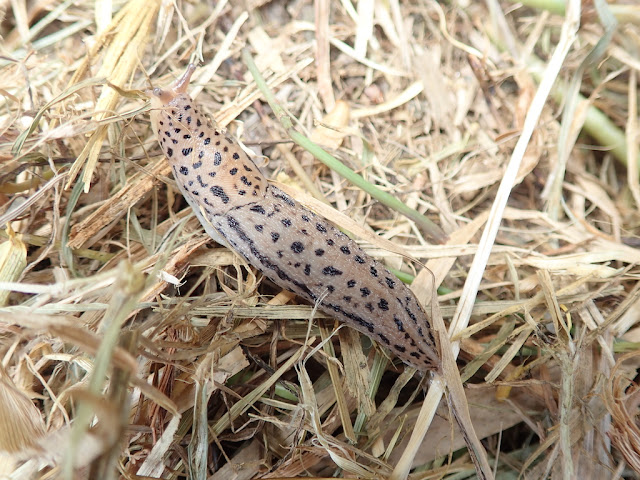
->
[149, 63, 269, 215]
[148, 63, 197, 133]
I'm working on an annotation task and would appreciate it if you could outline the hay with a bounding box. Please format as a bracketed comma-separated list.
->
[1, 0, 640, 478]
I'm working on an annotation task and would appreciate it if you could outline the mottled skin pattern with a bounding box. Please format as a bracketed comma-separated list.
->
[149, 64, 440, 371]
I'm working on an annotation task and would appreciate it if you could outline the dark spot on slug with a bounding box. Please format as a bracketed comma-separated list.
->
[273, 191, 295, 206]
[214, 152, 222, 165]
[360, 287, 371, 297]
[291, 241, 304, 253]
[271, 232, 280, 242]
[210, 185, 229, 203]
[281, 219, 292, 227]
[322, 266, 343, 276]
[378, 298, 389, 311]
[230, 168, 238, 175]
[179, 166, 188, 175]
[340, 246, 351, 255]
[354, 255, 365, 264]
[315, 249, 325, 256]
[196, 175, 207, 188]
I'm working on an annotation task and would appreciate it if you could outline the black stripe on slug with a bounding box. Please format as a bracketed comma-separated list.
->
[210, 185, 229, 203]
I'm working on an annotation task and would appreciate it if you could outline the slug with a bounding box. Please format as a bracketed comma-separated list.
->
[148, 64, 440, 371]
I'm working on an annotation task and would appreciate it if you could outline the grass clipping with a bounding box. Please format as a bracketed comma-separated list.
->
[1, 0, 640, 479]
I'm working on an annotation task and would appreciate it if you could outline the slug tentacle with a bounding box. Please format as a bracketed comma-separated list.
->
[149, 64, 441, 371]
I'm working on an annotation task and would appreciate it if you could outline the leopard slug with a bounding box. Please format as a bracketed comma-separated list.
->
[148, 64, 440, 371]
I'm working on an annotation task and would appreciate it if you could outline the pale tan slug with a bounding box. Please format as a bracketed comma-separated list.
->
[148, 64, 440, 371]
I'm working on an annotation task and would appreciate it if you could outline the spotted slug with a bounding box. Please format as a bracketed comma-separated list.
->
[149, 64, 440, 371]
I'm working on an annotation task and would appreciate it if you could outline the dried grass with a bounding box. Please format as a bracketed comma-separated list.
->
[1, 0, 640, 479]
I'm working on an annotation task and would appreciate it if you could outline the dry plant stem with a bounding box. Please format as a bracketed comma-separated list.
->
[451, 0, 580, 357]
[89, 331, 138, 480]
[626, 69, 640, 206]
[62, 261, 145, 480]
[275, 143, 327, 202]
[314, 0, 335, 111]
[393, 1, 581, 478]
[189, 11, 248, 100]
[318, 320, 357, 443]
[527, 55, 640, 172]
[65, 0, 159, 192]
[391, 302, 494, 480]
[241, 49, 447, 244]
[0, 229, 26, 307]
[211, 343, 308, 436]
[0, 173, 67, 227]
[137, 416, 182, 477]
[494, 3, 638, 172]
[542, 0, 616, 220]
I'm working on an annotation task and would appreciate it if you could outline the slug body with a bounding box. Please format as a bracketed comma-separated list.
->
[149, 64, 440, 371]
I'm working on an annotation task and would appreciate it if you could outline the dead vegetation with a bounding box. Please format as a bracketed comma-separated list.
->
[1, 0, 640, 478]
